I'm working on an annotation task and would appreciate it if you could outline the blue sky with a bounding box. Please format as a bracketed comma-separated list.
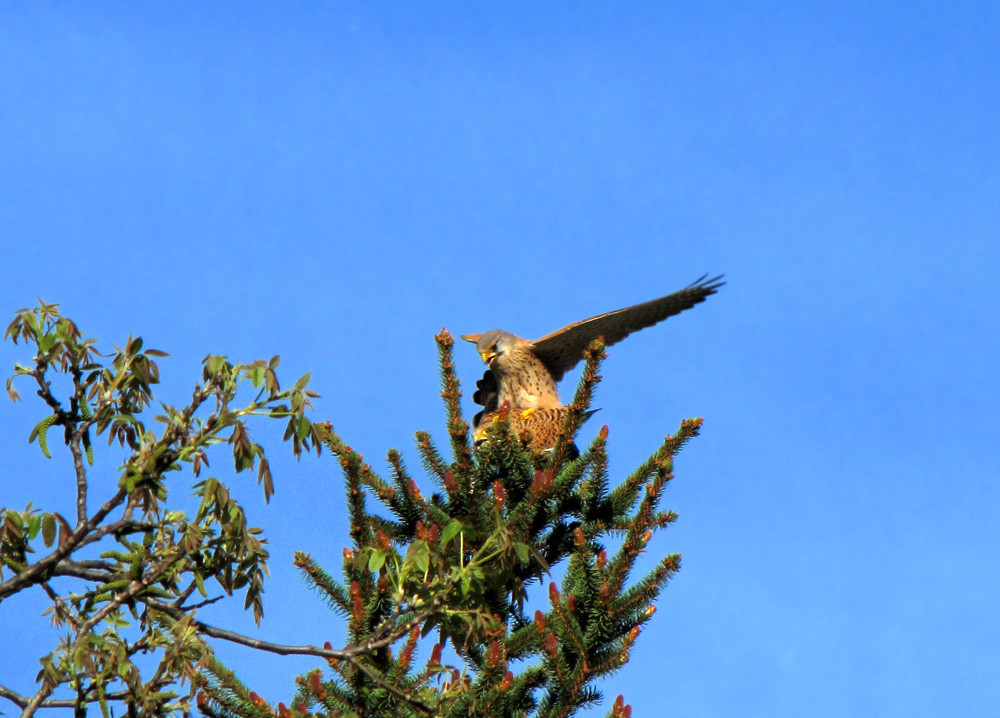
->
[2, 3, 999, 716]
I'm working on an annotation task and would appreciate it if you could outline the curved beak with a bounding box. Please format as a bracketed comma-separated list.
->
[480, 351, 498, 365]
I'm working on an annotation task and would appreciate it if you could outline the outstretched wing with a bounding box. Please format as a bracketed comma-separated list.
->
[530, 274, 724, 382]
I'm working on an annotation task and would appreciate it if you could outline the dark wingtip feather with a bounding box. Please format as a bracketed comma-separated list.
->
[687, 273, 726, 293]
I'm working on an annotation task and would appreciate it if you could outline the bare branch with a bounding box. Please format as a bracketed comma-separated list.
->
[49, 563, 110, 582]
[144, 596, 441, 661]
[0, 682, 132, 710]
[69, 435, 88, 527]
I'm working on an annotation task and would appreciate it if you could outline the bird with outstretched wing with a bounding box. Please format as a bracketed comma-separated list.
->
[461, 274, 724, 435]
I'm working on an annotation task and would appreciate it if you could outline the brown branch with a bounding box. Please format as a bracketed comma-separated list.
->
[39, 580, 81, 631]
[32, 368, 66, 416]
[0, 684, 132, 710]
[69, 435, 88, 527]
[178, 594, 224, 611]
[68, 368, 90, 527]
[144, 592, 442, 662]
[50, 563, 112, 583]
[0, 488, 128, 602]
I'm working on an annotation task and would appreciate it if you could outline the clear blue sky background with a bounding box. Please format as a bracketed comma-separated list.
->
[2, 3, 998, 716]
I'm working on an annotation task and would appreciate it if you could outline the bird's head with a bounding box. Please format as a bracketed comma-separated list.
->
[460, 330, 517, 367]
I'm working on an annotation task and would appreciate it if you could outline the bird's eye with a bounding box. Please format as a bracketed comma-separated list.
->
[491, 343, 498, 353]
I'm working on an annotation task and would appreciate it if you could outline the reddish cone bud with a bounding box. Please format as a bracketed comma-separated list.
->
[444, 470, 457, 495]
[549, 582, 560, 602]
[545, 632, 558, 657]
[350, 581, 363, 619]
[430, 642, 443, 666]
[597, 549, 607, 569]
[574, 527, 585, 546]
[567, 594, 577, 613]
[310, 671, 324, 697]
[429, 523, 440, 542]
[493, 480, 506, 510]
[599, 424, 609, 440]
[400, 642, 414, 669]
[487, 639, 502, 668]
[499, 670, 513, 691]
[534, 610, 546, 633]
[541, 470, 553, 492]
[416, 520, 426, 540]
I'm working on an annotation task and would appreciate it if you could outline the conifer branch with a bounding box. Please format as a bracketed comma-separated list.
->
[415, 430, 449, 482]
[434, 330, 475, 477]
[550, 338, 607, 473]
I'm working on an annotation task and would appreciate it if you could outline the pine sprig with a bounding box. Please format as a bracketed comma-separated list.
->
[434, 330, 475, 478]
[549, 339, 607, 474]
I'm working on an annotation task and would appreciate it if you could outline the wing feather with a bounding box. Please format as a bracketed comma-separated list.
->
[530, 274, 724, 381]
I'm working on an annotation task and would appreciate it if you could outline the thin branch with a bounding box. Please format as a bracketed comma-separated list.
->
[144, 595, 442, 661]
[39, 580, 81, 631]
[173, 576, 201, 609]
[0, 683, 130, 710]
[0, 488, 128, 602]
[68, 367, 90, 527]
[69, 435, 88, 527]
[32, 368, 66, 417]
[178, 594, 225, 611]
[49, 564, 112, 583]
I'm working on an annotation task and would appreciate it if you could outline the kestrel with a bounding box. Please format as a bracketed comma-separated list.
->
[461, 274, 724, 413]
[472, 402, 599, 453]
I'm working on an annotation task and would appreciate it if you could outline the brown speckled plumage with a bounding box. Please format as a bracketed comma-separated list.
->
[473, 406, 599, 453]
